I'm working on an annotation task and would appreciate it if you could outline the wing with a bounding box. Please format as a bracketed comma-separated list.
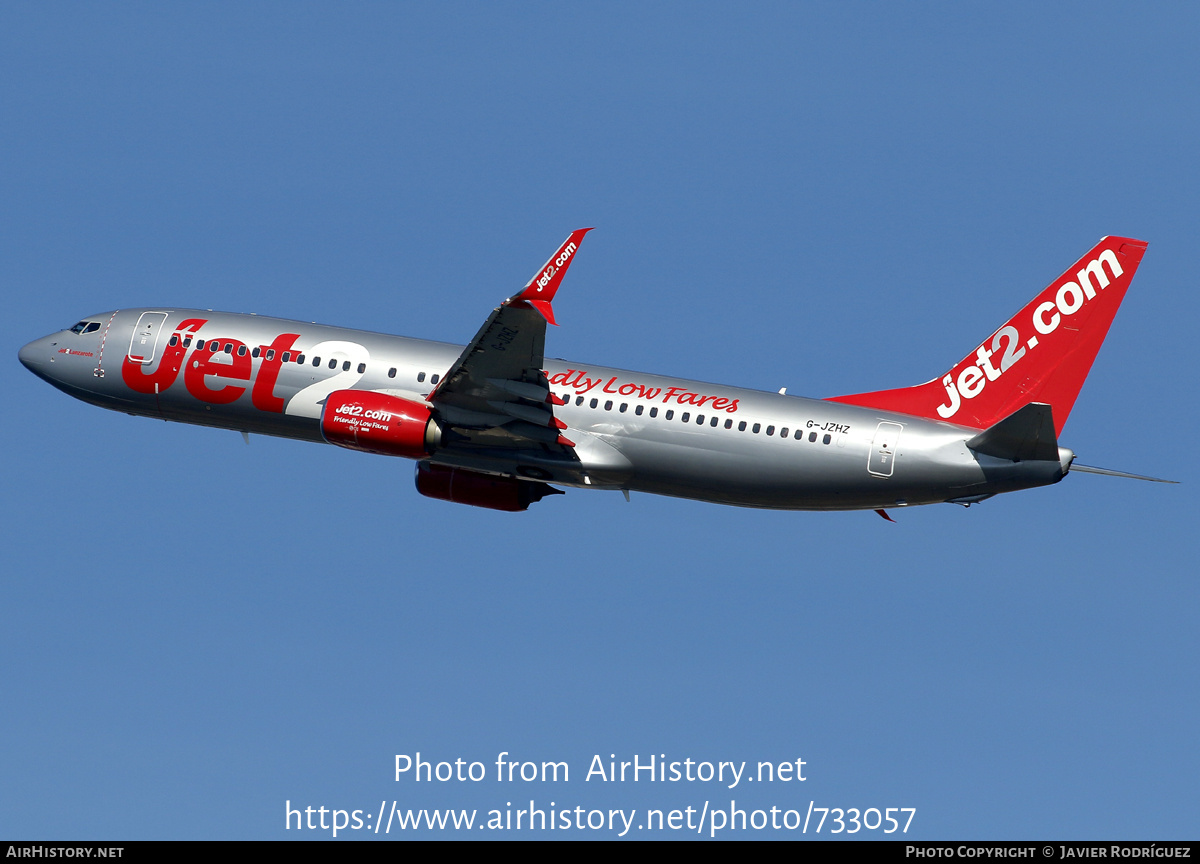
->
[427, 229, 593, 451]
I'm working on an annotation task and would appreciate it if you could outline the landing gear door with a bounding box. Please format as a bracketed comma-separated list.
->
[868, 421, 904, 477]
[127, 312, 168, 365]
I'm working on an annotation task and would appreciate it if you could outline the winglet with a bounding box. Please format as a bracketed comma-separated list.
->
[510, 228, 594, 325]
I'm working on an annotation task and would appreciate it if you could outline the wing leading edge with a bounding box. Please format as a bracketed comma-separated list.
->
[426, 229, 593, 449]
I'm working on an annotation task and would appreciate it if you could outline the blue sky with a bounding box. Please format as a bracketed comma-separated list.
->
[2, 3, 1196, 839]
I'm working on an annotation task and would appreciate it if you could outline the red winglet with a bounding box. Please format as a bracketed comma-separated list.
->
[546, 393, 567, 406]
[510, 228, 594, 326]
[556, 435, 576, 448]
[524, 299, 556, 326]
[552, 417, 568, 430]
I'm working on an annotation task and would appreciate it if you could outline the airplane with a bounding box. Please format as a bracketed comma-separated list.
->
[18, 230, 1173, 516]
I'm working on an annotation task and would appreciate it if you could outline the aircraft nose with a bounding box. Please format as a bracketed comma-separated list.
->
[19, 337, 43, 371]
[19, 334, 56, 379]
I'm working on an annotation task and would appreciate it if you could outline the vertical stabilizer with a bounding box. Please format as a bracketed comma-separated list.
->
[827, 237, 1147, 434]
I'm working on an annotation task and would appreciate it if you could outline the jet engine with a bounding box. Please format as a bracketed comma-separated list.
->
[321, 390, 442, 458]
[415, 461, 562, 512]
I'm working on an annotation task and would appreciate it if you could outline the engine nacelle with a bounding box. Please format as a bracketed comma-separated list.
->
[321, 390, 441, 459]
[415, 462, 562, 512]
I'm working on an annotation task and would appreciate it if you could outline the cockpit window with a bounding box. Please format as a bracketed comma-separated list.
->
[69, 321, 90, 334]
[85, 322, 101, 333]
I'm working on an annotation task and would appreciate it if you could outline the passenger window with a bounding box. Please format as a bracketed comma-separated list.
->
[196, 339, 206, 350]
[590, 398, 598, 408]
[281, 351, 290, 362]
[711, 416, 719, 427]
[357, 363, 366, 374]
[169, 335, 179, 346]
[752, 423, 761, 434]
[252, 346, 260, 358]
[431, 374, 440, 384]
[681, 412, 690, 423]
[780, 427, 788, 437]
[738, 421, 747, 431]
[417, 372, 425, 382]
[388, 368, 396, 378]
[328, 359, 337, 369]
[635, 405, 643, 416]
[809, 432, 817, 442]
[794, 429, 802, 440]
[312, 357, 321, 367]
[823, 434, 832, 444]
[223, 344, 232, 354]
[576, 396, 584, 406]
[265, 349, 274, 360]
[724, 419, 732, 429]
[237, 345, 247, 356]
[184, 337, 192, 347]
[604, 400, 612, 411]
[619, 403, 627, 413]
[766, 425, 775, 436]
[340, 360, 349, 371]
[650, 407, 658, 418]
[296, 354, 305, 364]
[666, 410, 674, 420]
[696, 414, 704, 424]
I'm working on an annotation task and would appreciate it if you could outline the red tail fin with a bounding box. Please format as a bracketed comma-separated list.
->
[827, 237, 1148, 435]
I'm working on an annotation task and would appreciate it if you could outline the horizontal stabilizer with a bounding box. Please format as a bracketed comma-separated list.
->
[966, 403, 1058, 462]
[1068, 463, 1178, 484]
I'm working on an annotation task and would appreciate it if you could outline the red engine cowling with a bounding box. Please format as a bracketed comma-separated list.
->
[415, 462, 562, 512]
[321, 390, 441, 458]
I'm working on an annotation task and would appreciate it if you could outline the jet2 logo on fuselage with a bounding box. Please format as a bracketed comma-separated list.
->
[121, 319, 308, 413]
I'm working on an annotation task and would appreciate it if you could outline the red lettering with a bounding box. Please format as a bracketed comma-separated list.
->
[602, 376, 620, 394]
[710, 397, 729, 410]
[251, 333, 302, 413]
[121, 318, 206, 394]
[184, 339, 252, 404]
